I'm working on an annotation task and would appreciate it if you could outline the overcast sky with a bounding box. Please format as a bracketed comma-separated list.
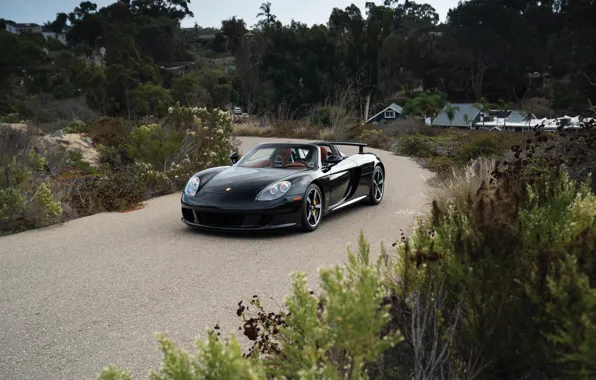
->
[1, 0, 458, 28]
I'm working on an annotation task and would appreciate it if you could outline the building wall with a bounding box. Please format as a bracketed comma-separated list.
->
[5, 24, 19, 34]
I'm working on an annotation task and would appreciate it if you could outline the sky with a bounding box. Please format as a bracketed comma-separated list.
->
[1, 0, 458, 29]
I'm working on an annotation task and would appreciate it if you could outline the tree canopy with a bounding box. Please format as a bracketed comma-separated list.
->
[1, 0, 595, 120]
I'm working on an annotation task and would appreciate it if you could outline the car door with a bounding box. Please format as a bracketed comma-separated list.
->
[324, 153, 357, 207]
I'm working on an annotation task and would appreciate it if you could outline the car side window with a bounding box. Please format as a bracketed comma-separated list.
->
[245, 147, 275, 163]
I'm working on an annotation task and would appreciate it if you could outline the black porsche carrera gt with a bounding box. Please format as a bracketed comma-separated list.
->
[180, 140, 385, 232]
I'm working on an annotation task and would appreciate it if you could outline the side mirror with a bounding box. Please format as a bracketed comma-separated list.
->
[229, 151, 239, 164]
[325, 154, 342, 164]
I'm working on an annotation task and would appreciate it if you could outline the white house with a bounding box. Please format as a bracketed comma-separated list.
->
[5, 21, 67, 46]
[5, 22, 42, 34]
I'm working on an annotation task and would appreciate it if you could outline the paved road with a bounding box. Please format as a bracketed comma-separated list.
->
[0, 136, 432, 380]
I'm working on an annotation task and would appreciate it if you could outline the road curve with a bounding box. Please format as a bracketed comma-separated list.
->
[0, 136, 432, 380]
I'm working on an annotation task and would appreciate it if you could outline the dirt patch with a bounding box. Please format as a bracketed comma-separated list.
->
[2, 123, 100, 166]
[40, 133, 101, 167]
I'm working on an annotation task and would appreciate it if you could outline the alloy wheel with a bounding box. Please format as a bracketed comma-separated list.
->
[373, 168, 384, 201]
[306, 187, 322, 227]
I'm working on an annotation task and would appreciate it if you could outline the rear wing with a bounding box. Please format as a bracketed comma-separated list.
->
[331, 142, 368, 154]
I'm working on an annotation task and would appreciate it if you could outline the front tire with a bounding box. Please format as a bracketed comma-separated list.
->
[368, 165, 385, 205]
[300, 183, 323, 232]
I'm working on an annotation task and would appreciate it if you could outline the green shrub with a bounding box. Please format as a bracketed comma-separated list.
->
[99, 333, 265, 380]
[164, 103, 237, 188]
[396, 133, 433, 157]
[126, 124, 184, 172]
[62, 119, 88, 134]
[130, 83, 174, 118]
[0, 112, 24, 123]
[454, 132, 520, 164]
[423, 155, 455, 174]
[98, 231, 402, 379]
[0, 151, 62, 231]
[386, 164, 596, 379]
[66, 150, 97, 175]
[357, 128, 392, 149]
[311, 106, 339, 128]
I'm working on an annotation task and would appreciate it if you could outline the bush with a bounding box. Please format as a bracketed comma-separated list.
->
[62, 164, 149, 214]
[357, 128, 393, 149]
[98, 231, 402, 379]
[454, 132, 520, 163]
[396, 133, 434, 157]
[0, 112, 25, 123]
[62, 119, 88, 134]
[130, 83, 174, 118]
[126, 124, 184, 172]
[0, 151, 62, 232]
[87, 117, 134, 147]
[311, 106, 342, 128]
[379, 128, 596, 379]
[164, 103, 237, 185]
[423, 155, 455, 174]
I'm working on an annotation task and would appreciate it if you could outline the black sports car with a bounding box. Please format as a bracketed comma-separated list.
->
[180, 140, 385, 232]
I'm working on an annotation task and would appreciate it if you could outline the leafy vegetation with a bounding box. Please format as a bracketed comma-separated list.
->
[0, 104, 236, 232]
[2, 0, 595, 127]
[99, 231, 403, 379]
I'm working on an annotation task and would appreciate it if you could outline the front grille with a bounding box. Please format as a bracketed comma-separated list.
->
[182, 208, 195, 222]
[197, 212, 245, 227]
[183, 207, 276, 228]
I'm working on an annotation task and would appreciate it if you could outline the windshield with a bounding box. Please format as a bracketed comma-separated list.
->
[238, 145, 318, 169]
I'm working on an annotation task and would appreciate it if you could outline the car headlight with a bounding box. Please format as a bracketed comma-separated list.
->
[184, 175, 200, 196]
[256, 181, 292, 201]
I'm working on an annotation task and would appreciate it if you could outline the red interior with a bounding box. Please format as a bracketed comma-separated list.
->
[244, 147, 318, 168]
[320, 146, 328, 161]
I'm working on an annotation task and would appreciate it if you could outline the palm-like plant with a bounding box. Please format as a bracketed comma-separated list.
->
[257, 2, 276, 25]
[522, 106, 534, 132]
[445, 104, 460, 128]
[497, 99, 510, 131]
[473, 97, 490, 130]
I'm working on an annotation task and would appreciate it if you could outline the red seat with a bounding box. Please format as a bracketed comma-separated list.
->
[320, 146, 328, 161]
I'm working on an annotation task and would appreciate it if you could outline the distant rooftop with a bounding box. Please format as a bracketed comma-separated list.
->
[7, 22, 41, 28]
[432, 103, 480, 127]
[505, 109, 537, 123]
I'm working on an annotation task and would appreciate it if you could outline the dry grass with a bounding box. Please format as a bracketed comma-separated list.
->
[232, 124, 276, 137]
[233, 120, 322, 139]
[427, 157, 497, 213]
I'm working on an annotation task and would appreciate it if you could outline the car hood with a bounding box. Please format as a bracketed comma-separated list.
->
[201, 166, 304, 194]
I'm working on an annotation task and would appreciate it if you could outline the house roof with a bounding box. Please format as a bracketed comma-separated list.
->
[367, 103, 403, 122]
[8, 22, 41, 28]
[432, 103, 480, 127]
[505, 110, 537, 123]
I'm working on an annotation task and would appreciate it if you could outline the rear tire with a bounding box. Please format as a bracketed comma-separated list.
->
[368, 165, 385, 205]
[300, 183, 323, 232]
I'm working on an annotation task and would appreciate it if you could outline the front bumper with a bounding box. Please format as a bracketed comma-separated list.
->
[180, 193, 303, 231]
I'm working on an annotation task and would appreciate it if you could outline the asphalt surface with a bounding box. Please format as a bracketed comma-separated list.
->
[0, 136, 432, 380]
